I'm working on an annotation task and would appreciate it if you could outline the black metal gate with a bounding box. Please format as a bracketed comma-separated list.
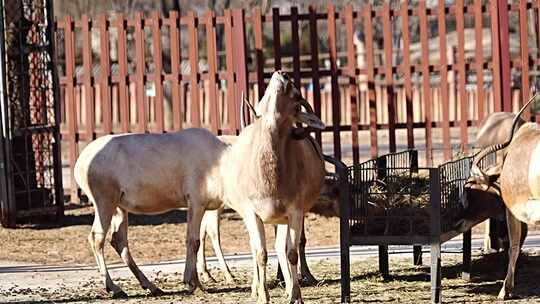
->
[0, 0, 63, 227]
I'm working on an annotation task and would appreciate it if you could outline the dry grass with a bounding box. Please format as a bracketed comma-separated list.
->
[3, 251, 540, 303]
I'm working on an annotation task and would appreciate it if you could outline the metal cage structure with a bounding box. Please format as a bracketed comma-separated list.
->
[335, 150, 497, 304]
[0, 0, 63, 227]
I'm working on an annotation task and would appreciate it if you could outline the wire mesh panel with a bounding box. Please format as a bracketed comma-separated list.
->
[348, 150, 430, 237]
[347, 150, 497, 240]
[439, 156, 473, 233]
[0, 0, 62, 226]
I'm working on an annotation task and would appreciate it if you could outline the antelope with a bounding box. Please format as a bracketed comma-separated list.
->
[464, 93, 540, 299]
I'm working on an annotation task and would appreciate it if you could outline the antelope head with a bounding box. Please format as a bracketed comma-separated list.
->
[253, 71, 325, 134]
[468, 92, 540, 191]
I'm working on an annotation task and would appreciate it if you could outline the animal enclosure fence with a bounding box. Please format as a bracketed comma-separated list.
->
[54, 1, 539, 201]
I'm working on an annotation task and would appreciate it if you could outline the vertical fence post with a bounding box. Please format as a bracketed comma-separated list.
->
[438, 0, 451, 160]
[474, 0, 485, 123]
[309, 6, 322, 146]
[81, 15, 95, 140]
[519, 0, 530, 120]
[232, 9, 249, 131]
[328, 4, 341, 160]
[169, 11, 182, 131]
[223, 9, 236, 134]
[253, 8, 265, 101]
[116, 13, 130, 133]
[188, 11, 201, 128]
[401, 2, 414, 150]
[382, 3, 396, 153]
[64, 16, 79, 203]
[364, 5, 378, 158]
[456, 0, 469, 152]
[345, 5, 360, 165]
[152, 11, 165, 133]
[496, 0, 512, 112]
[99, 14, 112, 135]
[419, 1, 433, 166]
[205, 11, 219, 134]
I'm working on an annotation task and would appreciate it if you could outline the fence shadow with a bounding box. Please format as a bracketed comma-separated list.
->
[17, 207, 189, 229]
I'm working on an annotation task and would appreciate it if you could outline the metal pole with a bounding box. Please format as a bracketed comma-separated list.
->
[45, 0, 64, 218]
[0, 0, 15, 227]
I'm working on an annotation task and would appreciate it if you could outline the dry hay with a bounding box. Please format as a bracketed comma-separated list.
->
[352, 172, 462, 236]
[368, 172, 431, 209]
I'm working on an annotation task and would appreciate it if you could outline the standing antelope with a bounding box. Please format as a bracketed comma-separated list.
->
[466, 93, 540, 299]
[74, 129, 228, 297]
[218, 71, 326, 303]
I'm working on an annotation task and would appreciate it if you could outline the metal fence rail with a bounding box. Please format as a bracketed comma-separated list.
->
[53, 1, 536, 201]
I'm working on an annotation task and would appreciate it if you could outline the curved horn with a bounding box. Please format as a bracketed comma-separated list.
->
[473, 92, 540, 174]
[299, 98, 315, 113]
[240, 91, 261, 130]
[240, 91, 246, 130]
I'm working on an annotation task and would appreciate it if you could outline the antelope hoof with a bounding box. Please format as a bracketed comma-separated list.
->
[225, 273, 236, 285]
[497, 288, 513, 300]
[290, 300, 304, 304]
[110, 289, 128, 299]
[198, 271, 216, 283]
[150, 287, 165, 297]
[257, 294, 270, 304]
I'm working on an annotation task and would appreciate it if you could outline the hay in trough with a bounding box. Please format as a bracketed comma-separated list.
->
[368, 172, 431, 210]
[352, 171, 463, 236]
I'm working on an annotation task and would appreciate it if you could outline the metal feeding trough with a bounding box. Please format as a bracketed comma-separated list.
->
[327, 150, 496, 304]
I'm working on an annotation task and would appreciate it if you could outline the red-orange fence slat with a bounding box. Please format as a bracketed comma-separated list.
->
[344, 5, 359, 164]
[490, 0, 502, 112]
[81, 15, 95, 140]
[419, 1, 433, 165]
[116, 13, 130, 133]
[169, 11, 182, 131]
[253, 8, 265, 99]
[232, 9, 249, 130]
[327, 4, 341, 160]
[364, 4, 378, 157]
[382, 3, 396, 153]
[134, 12, 147, 133]
[309, 6, 322, 145]
[456, 0, 469, 152]
[224, 10, 237, 134]
[474, 0, 485, 124]
[401, 2, 414, 150]
[497, 0, 512, 112]
[188, 11, 201, 128]
[519, 0, 530, 120]
[438, 0, 451, 160]
[99, 14, 112, 135]
[272, 8, 282, 70]
[206, 11, 219, 134]
[152, 11, 165, 133]
[63, 16, 79, 201]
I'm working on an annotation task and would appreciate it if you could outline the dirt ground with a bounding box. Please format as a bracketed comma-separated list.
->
[2, 205, 540, 303]
[0, 205, 342, 265]
[2, 251, 540, 303]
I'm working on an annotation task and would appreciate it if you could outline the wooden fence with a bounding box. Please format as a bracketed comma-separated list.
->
[55, 1, 540, 200]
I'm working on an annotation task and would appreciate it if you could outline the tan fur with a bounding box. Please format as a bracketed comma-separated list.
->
[74, 128, 230, 296]
[474, 112, 525, 252]
[217, 71, 326, 303]
[472, 122, 540, 299]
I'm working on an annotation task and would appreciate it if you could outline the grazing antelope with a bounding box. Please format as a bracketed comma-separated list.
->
[465, 93, 540, 299]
